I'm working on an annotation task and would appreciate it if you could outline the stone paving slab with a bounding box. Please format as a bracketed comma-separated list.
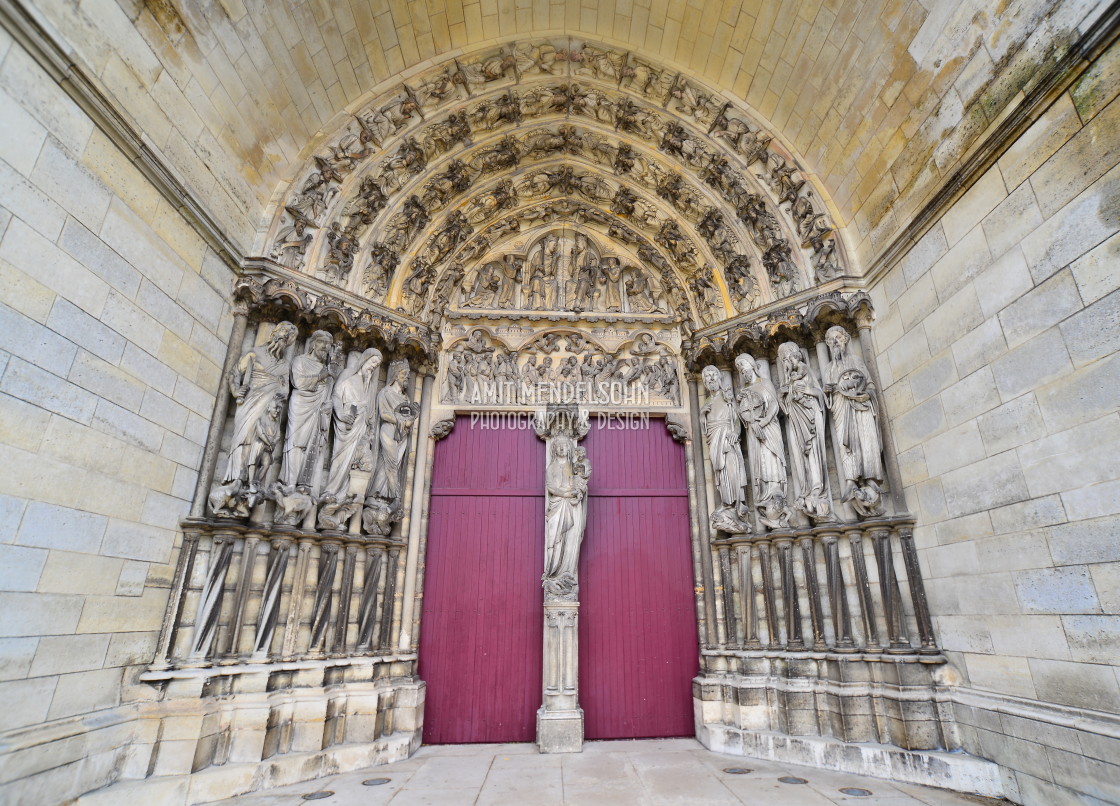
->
[209, 739, 1007, 806]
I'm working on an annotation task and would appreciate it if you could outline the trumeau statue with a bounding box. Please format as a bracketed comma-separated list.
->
[322, 348, 383, 500]
[368, 359, 418, 519]
[281, 331, 339, 490]
[777, 342, 834, 522]
[543, 435, 590, 591]
[823, 326, 885, 518]
[735, 354, 791, 530]
[209, 321, 299, 518]
[700, 365, 750, 535]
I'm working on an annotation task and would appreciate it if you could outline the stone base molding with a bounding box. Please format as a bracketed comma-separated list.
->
[695, 722, 1004, 798]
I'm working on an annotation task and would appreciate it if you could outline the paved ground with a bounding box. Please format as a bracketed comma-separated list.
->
[215, 738, 1002, 806]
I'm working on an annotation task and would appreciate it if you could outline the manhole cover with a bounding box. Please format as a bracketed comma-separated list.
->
[722, 767, 753, 774]
[779, 776, 808, 784]
[362, 778, 392, 786]
[840, 788, 872, 796]
[302, 793, 334, 801]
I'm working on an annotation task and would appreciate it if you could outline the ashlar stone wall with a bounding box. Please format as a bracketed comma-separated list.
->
[867, 35, 1120, 806]
[0, 26, 233, 805]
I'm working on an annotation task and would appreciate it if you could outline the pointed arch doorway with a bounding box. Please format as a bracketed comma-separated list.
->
[419, 415, 698, 744]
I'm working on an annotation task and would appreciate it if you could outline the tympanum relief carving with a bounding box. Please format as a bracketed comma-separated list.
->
[440, 327, 681, 407]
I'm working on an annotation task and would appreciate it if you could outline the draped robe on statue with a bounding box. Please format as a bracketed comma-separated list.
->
[701, 388, 748, 512]
[543, 441, 588, 579]
[370, 382, 411, 503]
[825, 350, 884, 489]
[779, 352, 831, 512]
[222, 350, 289, 486]
[738, 379, 786, 504]
[281, 353, 332, 486]
[323, 363, 380, 499]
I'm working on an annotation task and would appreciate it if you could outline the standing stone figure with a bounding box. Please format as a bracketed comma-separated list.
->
[700, 365, 750, 534]
[221, 322, 299, 490]
[777, 342, 833, 521]
[369, 359, 418, 516]
[735, 354, 791, 529]
[322, 348, 383, 500]
[281, 330, 339, 489]
[823, 326, 885, 517]
[543, 436, 590, 596]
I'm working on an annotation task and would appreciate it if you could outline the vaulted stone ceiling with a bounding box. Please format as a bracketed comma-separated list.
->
[33, 0, 1110, 260]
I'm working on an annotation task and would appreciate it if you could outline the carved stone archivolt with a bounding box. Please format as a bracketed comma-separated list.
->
[261, 37, 850, 334]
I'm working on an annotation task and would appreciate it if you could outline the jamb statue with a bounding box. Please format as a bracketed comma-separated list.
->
[699, 365, 750, 535]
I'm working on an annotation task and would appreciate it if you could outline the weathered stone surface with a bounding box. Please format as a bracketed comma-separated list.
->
[998, 269, 1083, 349]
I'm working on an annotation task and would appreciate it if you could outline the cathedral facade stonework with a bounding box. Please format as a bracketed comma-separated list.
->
[0, 4, 1118, 806]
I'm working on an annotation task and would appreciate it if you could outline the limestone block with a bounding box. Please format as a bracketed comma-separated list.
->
[0, 636, 36, 682]
[951, 317, 1007, 378]
[68, 350, 146, 413]
[157, 330, 201, 380]
[104, 630, 157, 667]
[1060, 288, 1120, 367]
[160, 432, 202, 468]
[942, 164, 1007, 246]
[915, 479, 949, 523]
[0, 544, 46, 592]
[922, 420, 986, 477]
[1061, 614, 1120, 664]
[933, 510, 994, 545]
[1029, 657, 1120, 712]
[884, 321, 931, 379]
[924, 541, 978, 579]
[139, 388, 189, 434]
[17, 500, 107, 554]
[899, 223, 949, 287]
[1019, 415, 1120, 498]
[940, 450, 1029, 518]
[981, 183, 1044, 260]
[80, 127, 161, 223]
[940, 366, 1001, 428]
[977, 393, 1046, 455]
[91, 399, 164, 453]
[924, 284, 984, 357]
[908, 350, 958, 403]
[988, 614, 1072, 661]
[99, 292, 164, 357]
[975, 532, 1054, 572]
[30, 137, 112, 232]
[964, 654, 1036, 699]
[45, 667, 120, 720]
[1069, 229, 1120, 304]
[175, 270, 225, 335]
[2, 357, 99, 426]
[119, 343, 178, 397]
[1061, 478, 1120, 521]
[0, 256, 56, 324]
[929, 225, 991, 300]
[891, 396, 945, 453]
[101, 519, 174, 564]
[973, 246, 1034, 318]
[1031, 91, 1120, 220]
[998, 269, 1083, 350]
[0, 84, 48, 176]
[991, 327, 1072, 401]
[975, 729, 1052, 786]
[76, 587, 168, 634]
[29, 633, 111, 676]
[897, 272, 938, 331]
[1047, 515, 1119, 565]
[1021, 161, 1120, 284]
[0, 675, 57, 731]
[936, 615, 994, 654]
[1015, 566, 1100, 615]
[0, 159, 65, 242]
[115, 560, 148, 596]
[1035, 351, 1120, 433]
[997, 92, 1081, 190]
[0, 219, 109, 318]
[171, 376, 214, 420]
[137, 279, 195, 343]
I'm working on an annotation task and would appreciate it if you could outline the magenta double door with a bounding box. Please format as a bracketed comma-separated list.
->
[419, 416, 697, 744]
